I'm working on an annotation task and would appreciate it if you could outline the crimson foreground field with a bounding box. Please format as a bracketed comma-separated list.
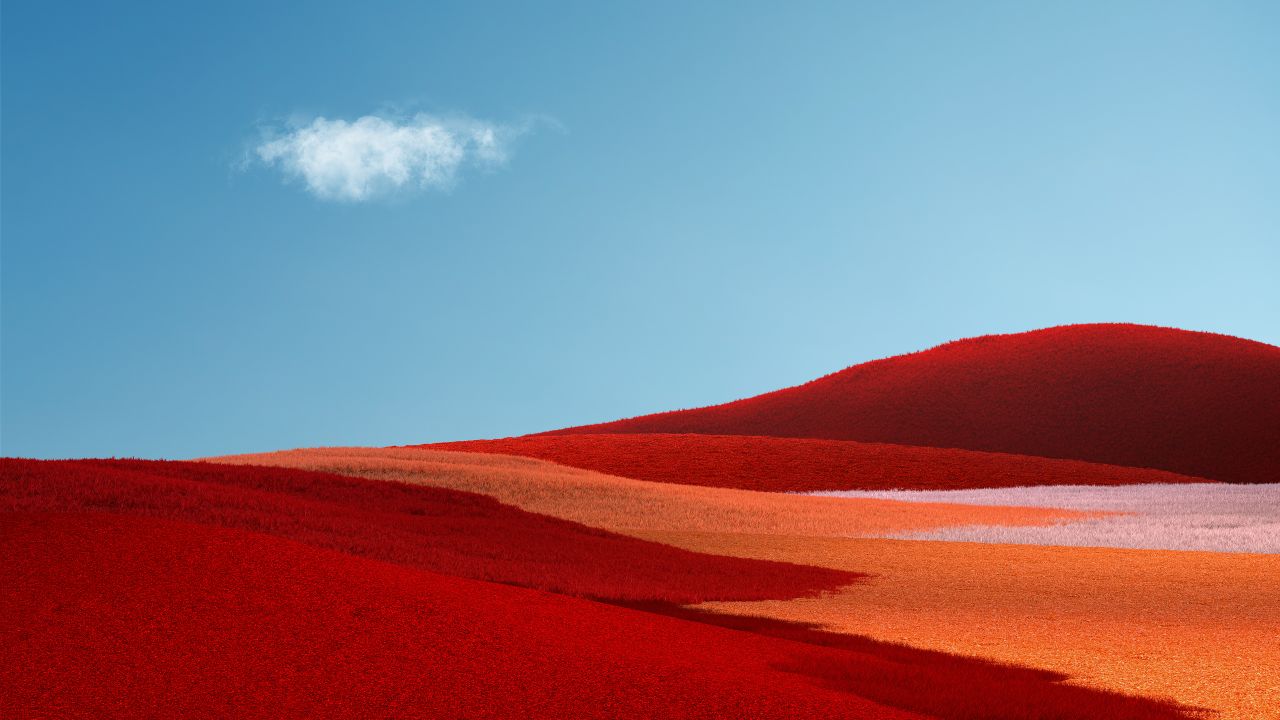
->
[7, 513, 923, 720]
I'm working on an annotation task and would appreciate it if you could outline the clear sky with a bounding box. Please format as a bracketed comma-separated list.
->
[2, 1, 1277, 459]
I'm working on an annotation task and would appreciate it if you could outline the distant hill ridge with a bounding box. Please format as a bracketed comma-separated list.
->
[540, 324, 1280, 484]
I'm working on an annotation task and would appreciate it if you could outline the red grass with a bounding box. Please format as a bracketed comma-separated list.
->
[3, 511, 1195, 720]
[0, 458, 855, 603]
[428, 433, 1208, 492]
[543, 324, 1280, 484]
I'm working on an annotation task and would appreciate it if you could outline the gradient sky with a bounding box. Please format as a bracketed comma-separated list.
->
[3, 1, 1278, 459]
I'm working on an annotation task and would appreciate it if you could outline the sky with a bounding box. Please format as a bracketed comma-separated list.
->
[2, 1, 1277, 459]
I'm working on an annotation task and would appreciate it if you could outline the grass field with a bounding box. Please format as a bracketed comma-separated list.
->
[206, 447, 1280, 719]
[203, 446, 1280, 718]
[653, 531, 1280, 720]
[4, 468, 1199, 720]
[7, 512, 927, 720]
[10, 326, 1276, 719]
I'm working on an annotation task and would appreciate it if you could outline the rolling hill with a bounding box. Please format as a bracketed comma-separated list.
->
[541, 324, 1280, 483]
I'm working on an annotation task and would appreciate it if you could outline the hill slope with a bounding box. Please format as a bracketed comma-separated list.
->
[430, 434, 1208, 492]
[0, 458, 853, 603]
[543, 324, 1280, 483]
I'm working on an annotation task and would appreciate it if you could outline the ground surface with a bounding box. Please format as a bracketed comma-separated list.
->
[674, 532, 1280, 720]
[210, 447, 1279, 719]
[4, 465, 1197, 720]
[7, 512, 927, 720]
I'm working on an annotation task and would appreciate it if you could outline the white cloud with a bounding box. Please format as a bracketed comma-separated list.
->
[255, 114, 520, 202]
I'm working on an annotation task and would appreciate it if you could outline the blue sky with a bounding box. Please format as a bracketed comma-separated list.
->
[3, 1, 1277, 459]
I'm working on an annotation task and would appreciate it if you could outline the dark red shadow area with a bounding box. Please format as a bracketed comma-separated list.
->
[429, 433, 1206, 491]
[0, 458, 854, 603]
[3, 512, 1196, 720]
[615, 602, 1202, 720]
[543, 324, 1280, 484]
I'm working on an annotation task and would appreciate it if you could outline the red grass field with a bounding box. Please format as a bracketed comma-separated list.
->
[427, 433, 1208, 492]
[0, 458, 856, 603]
[2, 512, 919, 720]
[543, 324, 1280, 484]
[8, 323, 1272, 718]
[3, 511, 1195, 720]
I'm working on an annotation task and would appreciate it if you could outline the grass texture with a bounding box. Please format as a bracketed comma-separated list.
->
[0, 457, 857, 603]
[1, 512, 919, 720]
[668, 531, 1280, 720]
[812, 483, 1280, 553]
[3, 512, 1197, 720]
[428, 433, 1208, 492]
[544, 324, 1280, 484]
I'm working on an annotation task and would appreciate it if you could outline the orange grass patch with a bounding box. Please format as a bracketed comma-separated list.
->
[206, 447, 1091, 538]
[642, 531, 1280, 720]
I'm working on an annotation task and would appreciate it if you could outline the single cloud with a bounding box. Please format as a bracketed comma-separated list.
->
[255, 113, 521, 202]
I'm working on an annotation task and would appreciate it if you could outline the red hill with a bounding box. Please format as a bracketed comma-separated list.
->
[543, 324, 1280, 484]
